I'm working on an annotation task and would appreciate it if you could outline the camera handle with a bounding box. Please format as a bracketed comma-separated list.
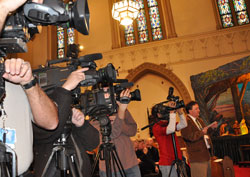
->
[141, 119, 160, 131]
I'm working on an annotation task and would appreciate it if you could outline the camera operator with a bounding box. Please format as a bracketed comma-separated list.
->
[152, 101, 187, 177]
[32, 68, 100, 177]
[0, 1, 59, 176]
[93, 88, 141, 177]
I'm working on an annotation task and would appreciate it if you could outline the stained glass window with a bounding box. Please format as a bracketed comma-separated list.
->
[57, 27, 76, 59]
[217, 0, 249, 28]
[124, 0, 163, 46]
[147, 0, 163, 40]
[57, 26, 65, 58]
[124, 25, 136, 45]
[137, 0, 149, 43]
[233, 0, 249, 25]
[67, 28, 75, 45]
[217, 0, 234, 27]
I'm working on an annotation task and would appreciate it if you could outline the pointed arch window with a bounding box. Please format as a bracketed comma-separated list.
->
[57, 27, 75, 58]
[122, 0, 165, 46]
[217, 0, 249, 28]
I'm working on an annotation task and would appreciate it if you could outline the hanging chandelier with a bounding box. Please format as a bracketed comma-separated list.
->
[112, 0, 140, 26]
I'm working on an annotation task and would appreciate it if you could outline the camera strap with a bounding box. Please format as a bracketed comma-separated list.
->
[120, 96, 130, 104]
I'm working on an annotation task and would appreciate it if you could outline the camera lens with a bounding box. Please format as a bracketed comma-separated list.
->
[97, 63, 116, 83]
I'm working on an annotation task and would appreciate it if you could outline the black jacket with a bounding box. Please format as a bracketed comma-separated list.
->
[32, 87, 99, 177]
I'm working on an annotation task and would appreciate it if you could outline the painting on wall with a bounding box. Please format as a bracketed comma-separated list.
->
[213, 88, 235, 120]
[240, 82, 250, 125]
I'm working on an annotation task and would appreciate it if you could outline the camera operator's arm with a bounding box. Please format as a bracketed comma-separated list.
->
[121, 110, 137, 136]
[62, 68, 88, 91]
[117, 89, 131, 120]
[0, 0, 43, 31]
[3, 58, 58, 129]
[71, 108, 99, 151]
[166, 101, 177, 134]
[111, 89, 137, 138]
[166, 113, 177, 134]
[176, 108, 187, 131]
[33, 68, 88, 142]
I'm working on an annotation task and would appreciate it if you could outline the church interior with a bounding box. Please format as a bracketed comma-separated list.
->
[6, 0, 250, 176]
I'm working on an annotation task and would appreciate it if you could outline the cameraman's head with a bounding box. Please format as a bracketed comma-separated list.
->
[185, 101, 200, 118]
[151, 103, 170, 123]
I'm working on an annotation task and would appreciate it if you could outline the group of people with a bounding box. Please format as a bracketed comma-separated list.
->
[134, 138, 160, 177]
[0, 1, 219, 177]
[0, 1, 138, 177]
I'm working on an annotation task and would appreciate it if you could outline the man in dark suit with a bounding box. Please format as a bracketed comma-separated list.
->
[181, 101, 217, 177]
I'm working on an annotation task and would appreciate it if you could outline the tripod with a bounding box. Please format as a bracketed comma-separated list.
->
[41, 128, 83, 177]
[168, 133, 188, 177]
[0, 142, 16, 177]
[91, 115, 127, 177]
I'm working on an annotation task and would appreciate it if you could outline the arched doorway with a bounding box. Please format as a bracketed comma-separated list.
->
[126, 62, 191, 103]
[125, 62, 191, 139]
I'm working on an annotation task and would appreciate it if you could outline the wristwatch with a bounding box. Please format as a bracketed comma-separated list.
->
[22, 77, 38, 90]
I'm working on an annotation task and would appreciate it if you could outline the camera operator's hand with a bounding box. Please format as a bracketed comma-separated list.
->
[62, 68, 88, 91]
[117, 89, 131, 119]
[3, 58, 34, 85]
[71, 108, 85, 127]
[176, 108, 183, 115]
[167, 101, 176, 113]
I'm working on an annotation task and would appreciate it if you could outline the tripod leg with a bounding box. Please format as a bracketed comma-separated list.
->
[67, 153, 84, 177]
[104, 147, 112, 177]
[168, 164, 174, 177]
[67, 155, 77, 177]
[110, 149, 126, 177]
[171, 160, 188, 177]
[177, 161, 188, 177]
[91, 148, 101, 177]
[41, 147, 61, 177]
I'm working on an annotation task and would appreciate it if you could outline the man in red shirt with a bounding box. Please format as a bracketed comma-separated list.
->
[152, 102, 187, 177]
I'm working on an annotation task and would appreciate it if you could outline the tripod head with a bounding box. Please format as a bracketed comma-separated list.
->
[93, 113, 112, 144]
[58, 121, 72, 145]
[42, 119, 83, 177]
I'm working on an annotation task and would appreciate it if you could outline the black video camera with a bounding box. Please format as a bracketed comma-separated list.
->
[80, 80, 141, 118]
[32, 53, 116, 94]
[114, 82, 141, 103]
[0, 0, 89, 56]
[152, 87, 185, 119]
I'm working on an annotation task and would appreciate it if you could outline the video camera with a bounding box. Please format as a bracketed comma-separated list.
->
[33, 52, 141, 118]
[80, 80, 141, 118]
[152, 87, 185, 120]
[141, 87, 184, 131]
[33, 53, 113, 92]
[0, 0, 89, 56]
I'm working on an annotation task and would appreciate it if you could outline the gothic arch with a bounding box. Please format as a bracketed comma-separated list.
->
[126, 62, 191, 104]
